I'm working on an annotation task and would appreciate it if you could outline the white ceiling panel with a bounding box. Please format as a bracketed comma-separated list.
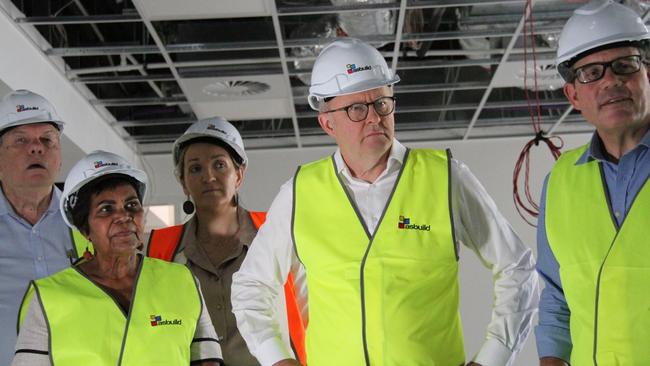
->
[137, 0, 270, 20]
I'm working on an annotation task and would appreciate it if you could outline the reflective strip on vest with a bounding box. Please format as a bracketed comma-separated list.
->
[147, 211, 307, 365]
[293, 149, 464, 366]
[33, 257, 202, 365]
[546, 144, 650, 365]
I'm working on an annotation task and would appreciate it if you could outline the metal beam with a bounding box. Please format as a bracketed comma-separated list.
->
[268, 0, 302, 149]
[90, 96, 187, 106]
[462, 1, 530, 140]
[15, 14, 140, 25]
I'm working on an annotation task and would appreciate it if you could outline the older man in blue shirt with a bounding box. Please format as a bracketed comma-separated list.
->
[0, 90, 87, 365]
[536, 1, 650, 365]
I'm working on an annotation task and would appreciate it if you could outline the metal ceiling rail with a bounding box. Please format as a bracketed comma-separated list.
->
[277, 2, 399, 16]
[295, 98, 570, 118]
[15, 14, 141, 25]
[547, 105, 574, 135]
[277, 0, 527, 16]
[268, 0, 302, 149]
[390, 0, 409, 74]
[116, 117, 195, 127]
[90, 96, 187, 106]
[46, 22, 562, 57]
[291, 81, 490, 98]
[72, 74, 176, 84]
[462, 1, 529, 140]
[408, 0, 525, 9]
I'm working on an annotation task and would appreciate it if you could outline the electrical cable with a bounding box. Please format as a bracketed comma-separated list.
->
[513, 0, 564, 226]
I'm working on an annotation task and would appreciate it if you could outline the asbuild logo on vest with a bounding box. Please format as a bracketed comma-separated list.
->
[150, 314, 182, 326]
[398, 215, 430, 231]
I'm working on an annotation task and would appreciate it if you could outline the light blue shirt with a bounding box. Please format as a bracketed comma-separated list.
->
[0, 187, 77, 366]
[535, 129, 650, 361]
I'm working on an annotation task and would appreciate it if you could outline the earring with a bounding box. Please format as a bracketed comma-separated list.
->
[183, 196, 195, 214]
[82, 247, 93, 261]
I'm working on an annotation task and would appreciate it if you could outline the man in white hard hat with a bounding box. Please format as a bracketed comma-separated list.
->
[232, 38, 538, 366]
[0, 90, 89, 365]
[536, 1, 650, 365]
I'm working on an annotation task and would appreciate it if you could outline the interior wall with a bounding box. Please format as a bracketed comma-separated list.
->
[144, 131, 593, 365]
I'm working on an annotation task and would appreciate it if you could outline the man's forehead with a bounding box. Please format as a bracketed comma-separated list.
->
[574, 46, 640, 68]
[330, 86, 393, 104]
[5, 122, 59, 135]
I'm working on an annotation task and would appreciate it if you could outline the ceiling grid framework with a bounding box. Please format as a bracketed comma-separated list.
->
[6, 0, 644, 154]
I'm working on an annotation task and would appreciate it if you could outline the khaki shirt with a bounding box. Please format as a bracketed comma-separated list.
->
[177, 208, 259, 366]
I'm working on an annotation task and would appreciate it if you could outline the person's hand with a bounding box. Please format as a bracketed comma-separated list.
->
[540, 356, 569, 366]
[272, 359, 302, 366]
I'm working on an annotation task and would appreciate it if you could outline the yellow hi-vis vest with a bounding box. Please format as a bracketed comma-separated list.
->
[293, 148, 464, 366]
[546, 144, 650, 366]
[22, 256, 203, 366]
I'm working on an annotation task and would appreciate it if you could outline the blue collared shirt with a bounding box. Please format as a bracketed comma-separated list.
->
[0, 187, 76, 365]
[535, 129, 650, 361]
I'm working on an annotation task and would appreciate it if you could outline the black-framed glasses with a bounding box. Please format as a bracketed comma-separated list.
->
[572, 55, 646, 84]
[324, 96, 396, 122]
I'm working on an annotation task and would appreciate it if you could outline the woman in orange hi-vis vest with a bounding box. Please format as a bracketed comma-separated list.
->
[147, 117, 305, 366]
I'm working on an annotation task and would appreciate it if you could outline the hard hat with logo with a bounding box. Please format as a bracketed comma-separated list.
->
[172, 116, 247, 168]
[0, 89, 65, 133]
[60, 150, 148, 230]
[307, 37, 400, 111]
[556, 0, 650, 80]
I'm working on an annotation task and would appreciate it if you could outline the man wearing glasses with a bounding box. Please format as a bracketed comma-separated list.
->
[536, 1, 650, 365]
[232, 38, 538, 366]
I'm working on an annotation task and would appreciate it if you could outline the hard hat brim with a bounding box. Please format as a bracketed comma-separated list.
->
[308, 75, 400, 111]
[172, 132, 248, 167]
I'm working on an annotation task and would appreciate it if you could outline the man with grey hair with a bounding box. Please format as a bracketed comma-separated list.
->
[0, 90, 89, 365]
[233, 38, 538, 366]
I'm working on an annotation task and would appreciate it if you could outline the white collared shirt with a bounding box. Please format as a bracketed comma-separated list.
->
[232, 139, 539, 366]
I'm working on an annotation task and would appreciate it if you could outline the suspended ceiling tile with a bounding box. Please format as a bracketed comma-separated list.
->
[137, 0, 271, 21]
[180, 75, 292, 120]
[491, 59, 564, 91]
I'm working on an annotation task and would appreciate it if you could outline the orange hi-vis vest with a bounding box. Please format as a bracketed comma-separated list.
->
[147, 211, 306, 365]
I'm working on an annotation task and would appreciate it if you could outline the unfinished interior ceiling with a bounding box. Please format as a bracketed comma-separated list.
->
[4, 0, 647, 154]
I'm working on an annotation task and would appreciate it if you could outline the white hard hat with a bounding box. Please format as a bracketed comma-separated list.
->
[60, 150, 148, 230]
[172, 116, 247, 167]
[0, 89, 65, 133]
[556, 0, 650, 79]
[307, 38, 400, 111]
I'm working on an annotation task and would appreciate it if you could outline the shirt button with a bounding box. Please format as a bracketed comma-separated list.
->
[615, 211, 621, 218]
[37, 256, 43, 261]
[216, 304, 223, 310]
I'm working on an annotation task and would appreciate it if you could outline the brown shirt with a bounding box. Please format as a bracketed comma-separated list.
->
[176, 207, 259, 366]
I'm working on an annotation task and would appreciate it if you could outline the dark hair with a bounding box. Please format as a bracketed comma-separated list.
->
[177, 137, 243, 179]
[70, 174, 142, 235]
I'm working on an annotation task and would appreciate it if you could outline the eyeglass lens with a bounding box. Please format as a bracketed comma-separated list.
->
[347, 97, 395, 121]
[575, 55, 642, 84]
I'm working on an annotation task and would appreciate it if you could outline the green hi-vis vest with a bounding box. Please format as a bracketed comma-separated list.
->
[22, 257, 202, 366]
[293, 149, 464, 366]
[546, 144, 650, 365]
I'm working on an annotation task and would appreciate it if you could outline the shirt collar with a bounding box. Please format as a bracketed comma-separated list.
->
[577, 129, 650, 165]
[0, 185, 59, 216]
[333, 138, 407, 176]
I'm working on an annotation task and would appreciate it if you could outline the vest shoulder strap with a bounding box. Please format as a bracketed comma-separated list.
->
[147, 225, 184, 261]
